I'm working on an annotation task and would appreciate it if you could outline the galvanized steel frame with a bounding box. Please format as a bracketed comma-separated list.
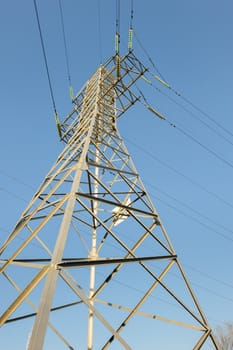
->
[0, 52, 219, 349]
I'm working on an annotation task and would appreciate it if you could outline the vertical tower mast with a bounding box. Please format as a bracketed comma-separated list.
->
[0, 52, 219, 349]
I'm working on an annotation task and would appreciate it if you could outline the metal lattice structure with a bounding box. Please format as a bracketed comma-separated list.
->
[0, 52, 218, 349]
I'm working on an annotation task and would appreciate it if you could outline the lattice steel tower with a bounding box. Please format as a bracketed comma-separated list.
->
[0, 52, 218, 349]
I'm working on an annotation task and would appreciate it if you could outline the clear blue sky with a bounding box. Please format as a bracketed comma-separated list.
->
[0, 1, 233, 349]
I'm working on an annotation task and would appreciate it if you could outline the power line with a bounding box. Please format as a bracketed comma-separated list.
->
[144, 182, 233, 237]
[120, 30, 233, 171]
[180, 94, 233, 139]
[183, 263, 233, 290]
[146, 74, 233, 148]
[150, 192, 233, 243]
[175, 125, 233, 170]
[58, 0, 73, 99]
[123, 136, 233, 209]
[129, 0, 134, 28]
[134, 29, 166, 82]
[33, 0, 57, 114]
[134, 30, 233, 141]
[0, 188, 28, 204]
[138, 77, 233, 170]
[97, 0, 103, 63]
[33, 0, 62, 138]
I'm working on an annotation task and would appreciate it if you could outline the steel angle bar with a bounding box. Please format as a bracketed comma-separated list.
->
[96, 144, 130, 168]
[77, 173, 168, 255]
[114, 80, 139, 102]
[57, 255, 177, 268]
[101, 260, 175, 349]
[118, 172, 154, 212]
[116, 94, 140, 118]
[79, 186, 205, 327]
[87, 161, 138, 177]
[0, 259, 44, 269]
[81, 191, 141, 196]
[36, 196, 67, 207]
[177, 259, 209, 322]
[80, 171, 173, 256]
[90, 139, 139, 189]
[3, 272, 75, 349]
[93, 222, 157, 298]
[88, 141, 133, 180]
[5, 300, 83, 324]
[99, 71, 137, 109]
[193, 329, 211, 350]
[94, 138, 130, 158]
[78, 173, 169, 255]
[95, 299, 205, 331]
[33, 234, 52, 256]
[45, 164, 79, 177]
[76, 192, 157, 218]
[124, 51, 148, 74]
[0, 265, 50, 326]
[137, 258, 208, 328]
[75, 196, 146, 259]
[95, 164, 174, 254]
[1, 149, 82, 253]
[59, 269, 132, 350]
[80, 168, 152, 218]
[0, 195, 69, 273]
[31, 141, 85, 199]
[70, 211, 94, 229]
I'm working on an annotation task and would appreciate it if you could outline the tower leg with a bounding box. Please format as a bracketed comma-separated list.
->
[28, 141, 92, 349]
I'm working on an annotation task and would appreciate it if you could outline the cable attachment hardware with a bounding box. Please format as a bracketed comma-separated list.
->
[115, 32, 120, 54]
[116, 54, 121, 79]
[54, 112, 62, 139]
[128, 28, 133, 51]
[69, 85, 74, 101]
[146, 105, 165, 120]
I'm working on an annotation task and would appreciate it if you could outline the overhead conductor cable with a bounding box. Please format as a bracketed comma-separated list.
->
[58, 0, 74, 101]
[137, 30, 233, 140]
[140, 72, 233, 169]
[33, 0, 62, 138]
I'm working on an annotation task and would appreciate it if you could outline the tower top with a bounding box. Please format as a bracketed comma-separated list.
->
[60, 51, 147, 143]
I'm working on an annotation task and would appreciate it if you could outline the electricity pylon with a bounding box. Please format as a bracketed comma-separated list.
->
[0, 52, 218, 349]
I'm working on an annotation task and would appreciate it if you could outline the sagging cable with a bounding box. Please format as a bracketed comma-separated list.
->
[33, 0, 61, 139]
[59, 0, 74, 102]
